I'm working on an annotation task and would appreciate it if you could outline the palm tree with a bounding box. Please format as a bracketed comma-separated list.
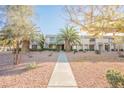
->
[58, 26, 81, 51]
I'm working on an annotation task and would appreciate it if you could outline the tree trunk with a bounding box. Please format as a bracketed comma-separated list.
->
[22, 40, 30, 53]
[13, 41, 20, 65]
[67, 44, 71, 51]
[100, 32, 104, 53]
[113, 32, 116, 51]
[65, 40, 71, 51]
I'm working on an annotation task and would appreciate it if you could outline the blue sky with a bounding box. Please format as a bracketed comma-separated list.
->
[34, 6, 67, 35]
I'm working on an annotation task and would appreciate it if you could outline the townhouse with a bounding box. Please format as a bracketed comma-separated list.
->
[1, 33, 124, 52]
[32, 35, 124, 51]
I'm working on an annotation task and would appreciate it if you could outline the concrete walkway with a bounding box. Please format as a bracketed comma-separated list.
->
[48, 52, 77, 88]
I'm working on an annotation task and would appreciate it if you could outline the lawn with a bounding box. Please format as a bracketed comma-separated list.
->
[0, 51, 58, 88]
[66, 51, 124, 88]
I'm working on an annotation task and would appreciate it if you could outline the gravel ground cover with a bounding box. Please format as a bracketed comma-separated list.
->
[0, 51, 58, 88]
[66, 51, 124, 88]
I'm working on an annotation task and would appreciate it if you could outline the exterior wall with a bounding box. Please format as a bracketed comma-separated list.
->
[45, 35, 57, 45]
[30, 35, 124, 51]
[44, 35, 65, 49]
[73, 36, 124, 51]
[49, 44, 57, 49]
[1, 35, 124, 52]
[30, 40, 41, 49]
[82, 37, 89, 50]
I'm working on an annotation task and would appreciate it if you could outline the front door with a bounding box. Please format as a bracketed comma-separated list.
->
[105, 44, 110, 51]
[61, 44, 64, 50]
[89, 44, 95, 51]
[57, 44, 64, 51]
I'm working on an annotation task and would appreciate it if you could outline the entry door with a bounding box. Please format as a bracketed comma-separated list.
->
[105, 44, 110, 51]
[61, 45, 64, 50]
[89, 45, 95, 51]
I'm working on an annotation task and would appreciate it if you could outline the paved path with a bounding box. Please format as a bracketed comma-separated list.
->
[48, 52, 77, 88]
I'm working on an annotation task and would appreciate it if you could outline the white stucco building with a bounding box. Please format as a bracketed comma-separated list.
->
[30, 34, 124, 51]
[1, 33, 124, 52]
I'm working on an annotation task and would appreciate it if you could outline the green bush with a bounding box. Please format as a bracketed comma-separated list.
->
[95, 50, 101, 54]
[79, 49, 84, 51]
[106, 69, 124, 88]
[72, 49, 77, 51]
[27, 62, 38, 69]
[29, 48, 43, 51]
[84, 49, 89, 51]
[43, 48, 57, 51]
[30, 48, 57, 51]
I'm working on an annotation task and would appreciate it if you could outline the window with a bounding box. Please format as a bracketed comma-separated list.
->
[90, 38, 95, 42]
[32, 45, 37, 49]
[50, 37, 55, 41]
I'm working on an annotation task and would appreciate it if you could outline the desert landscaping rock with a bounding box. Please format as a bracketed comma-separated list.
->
[66, 51, 124, 88]
[0, 51, 58, 88]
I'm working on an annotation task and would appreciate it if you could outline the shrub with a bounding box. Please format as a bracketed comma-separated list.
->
[43, 48, 57, 51]
[29, 48, 43, 51]
[71, 49, 77, 52]
[73, 49, 77, 51]
[79, 49, 84, 51]
[84, 49, 88, 51]
[95, 50, 101, 54]
[111, 49, 115, 51]
[119, 49, 123, 51]
[106, 69, 124, 88]
[118, 52, 124, 58]
[89, 49, 94, 51]
[29, 48, 57, 51]
[27, 62, 38, 70]
[78, 49, 87, 53]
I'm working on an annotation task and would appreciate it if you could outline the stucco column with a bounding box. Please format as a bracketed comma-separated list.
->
[109, 44, 112, 52]
[95, 43, 99, 50]
[102, 43, 105, 52]
[82, 44, 83, 50]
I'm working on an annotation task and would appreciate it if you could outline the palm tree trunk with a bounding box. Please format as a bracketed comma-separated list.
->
[65, 40, 71, 51]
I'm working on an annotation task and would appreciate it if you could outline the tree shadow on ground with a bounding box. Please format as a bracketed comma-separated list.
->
[0, 64, 27, 76]
[0, 62, 50, 76]
[0, 51, 58, 76]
